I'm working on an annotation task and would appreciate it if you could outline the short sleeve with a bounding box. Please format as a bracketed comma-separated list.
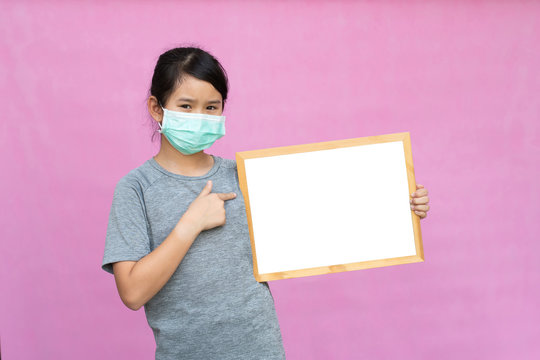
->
[101, 178, 151, 274]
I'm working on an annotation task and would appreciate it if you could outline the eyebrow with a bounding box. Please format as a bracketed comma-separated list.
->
[177, 97, 222, 104]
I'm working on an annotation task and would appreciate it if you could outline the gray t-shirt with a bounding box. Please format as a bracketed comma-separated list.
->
[101, 154, 286, 360]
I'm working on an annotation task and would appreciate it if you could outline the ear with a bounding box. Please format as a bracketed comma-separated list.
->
[148, 96, 163, 123]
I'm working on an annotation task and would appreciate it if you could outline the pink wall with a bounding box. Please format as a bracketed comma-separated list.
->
[1, 0, 539, 359]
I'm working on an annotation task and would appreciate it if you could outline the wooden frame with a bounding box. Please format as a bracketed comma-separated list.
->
[235, 131, 424, 282]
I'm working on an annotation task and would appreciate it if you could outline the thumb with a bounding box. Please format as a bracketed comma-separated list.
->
[417, 184, 424, 189]
[199, 180, 213, 196]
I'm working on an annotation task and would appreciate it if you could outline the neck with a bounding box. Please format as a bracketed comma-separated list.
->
[153, 135, 214, 176]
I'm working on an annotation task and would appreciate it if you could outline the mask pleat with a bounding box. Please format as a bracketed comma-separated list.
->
[159, 107, 226, 155]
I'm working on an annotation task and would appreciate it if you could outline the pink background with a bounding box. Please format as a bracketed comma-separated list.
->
[1, 0, 539, 359]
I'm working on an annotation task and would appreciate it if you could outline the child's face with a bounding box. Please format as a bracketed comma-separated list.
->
[164, 75, 223, 116]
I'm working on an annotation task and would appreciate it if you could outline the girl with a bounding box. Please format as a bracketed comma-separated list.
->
[101, 46, 430, 360]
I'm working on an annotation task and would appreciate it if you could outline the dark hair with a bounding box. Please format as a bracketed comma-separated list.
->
[147, 45, 229, 142]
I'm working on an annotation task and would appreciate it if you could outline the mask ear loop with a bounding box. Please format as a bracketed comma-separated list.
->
[157, 106, 165, 133]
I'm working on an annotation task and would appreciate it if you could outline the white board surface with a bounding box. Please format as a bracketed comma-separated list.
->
[243, 140, 417, 275]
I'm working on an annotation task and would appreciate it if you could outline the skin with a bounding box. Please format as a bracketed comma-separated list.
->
[111, 75, 237, 310]
[410, 184, 430, 219]
[149, 74, 225, 176]
[112, 74, 431, 310]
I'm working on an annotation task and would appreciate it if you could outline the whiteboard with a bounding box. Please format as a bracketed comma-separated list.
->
[235, 132, 424, 282]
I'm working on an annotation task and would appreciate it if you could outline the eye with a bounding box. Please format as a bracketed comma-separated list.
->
[180, 104, 191, 109]
[207, 106, 217, 110]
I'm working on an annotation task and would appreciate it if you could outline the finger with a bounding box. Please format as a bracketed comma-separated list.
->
[417, 184, 424, 189]
[411, 204, 430, 212]
[414, 210, 427, 218]
[411, 188, 428, 198]
[411, 196, 429, 205]
[199, 180, 213, 196]
[217, 192, 237, 201]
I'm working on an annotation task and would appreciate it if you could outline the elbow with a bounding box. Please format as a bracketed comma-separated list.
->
[127, 302, 143, 311]
[119, 290, 144, 311]
[123, 296, 143, 311]
[113, 262, 146, 311]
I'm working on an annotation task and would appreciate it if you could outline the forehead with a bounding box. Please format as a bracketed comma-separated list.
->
[170, 75, 222, 99]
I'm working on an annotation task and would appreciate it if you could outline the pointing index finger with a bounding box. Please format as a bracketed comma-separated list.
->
[218, 192, 237, 201]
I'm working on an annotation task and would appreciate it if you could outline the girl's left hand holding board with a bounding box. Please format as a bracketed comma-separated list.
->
[410, 183, 430, 219]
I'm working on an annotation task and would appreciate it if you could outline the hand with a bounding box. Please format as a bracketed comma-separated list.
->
[183, 180, 237, 232]
[410, 184, 430, 219]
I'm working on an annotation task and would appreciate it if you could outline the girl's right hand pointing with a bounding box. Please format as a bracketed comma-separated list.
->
[183, 180, 237, 232]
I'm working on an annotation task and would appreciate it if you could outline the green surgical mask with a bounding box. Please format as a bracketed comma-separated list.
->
[158, 107, 226, 155]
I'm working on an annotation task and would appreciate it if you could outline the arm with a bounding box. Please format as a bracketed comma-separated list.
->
[112, 214, 202, 311]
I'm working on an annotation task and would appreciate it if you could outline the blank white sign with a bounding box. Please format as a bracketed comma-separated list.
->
[243, 140, 417, 275]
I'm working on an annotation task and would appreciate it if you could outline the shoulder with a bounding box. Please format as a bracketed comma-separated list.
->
[218, 156, 237, 170]
[114, 158, 163, 196]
